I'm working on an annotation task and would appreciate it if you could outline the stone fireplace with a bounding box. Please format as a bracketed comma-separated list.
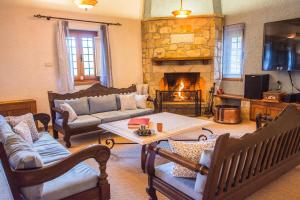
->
[142, 15, 223, 114]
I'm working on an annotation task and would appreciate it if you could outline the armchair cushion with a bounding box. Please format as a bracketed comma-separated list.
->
[56, 115, 101, 129]
[54, 97, 90, 117]
[92, 111, 130, 123]
[155, 163, 202, 200]
[40, 162, 99, 200]
[33, 132, 70, 164]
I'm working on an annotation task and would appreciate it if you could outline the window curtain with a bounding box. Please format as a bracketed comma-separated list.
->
[56, 20, 74, 92]
[222, 23, 245, 78]
[99, 25, 113, 87]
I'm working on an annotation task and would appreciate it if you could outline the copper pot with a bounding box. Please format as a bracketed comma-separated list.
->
[214, 105, 241, 124]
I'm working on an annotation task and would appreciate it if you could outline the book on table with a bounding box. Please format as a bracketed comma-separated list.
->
[128, 118, 150, 129]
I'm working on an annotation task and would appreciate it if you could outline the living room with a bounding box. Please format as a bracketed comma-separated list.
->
[1, 0, 300, 200]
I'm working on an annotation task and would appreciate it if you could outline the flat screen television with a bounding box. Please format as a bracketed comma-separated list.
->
[262, 18, 300, 71]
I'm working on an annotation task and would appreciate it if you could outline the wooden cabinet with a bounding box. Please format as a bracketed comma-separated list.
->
[0, 99, 37, 117]
[250, 100, 300, 121]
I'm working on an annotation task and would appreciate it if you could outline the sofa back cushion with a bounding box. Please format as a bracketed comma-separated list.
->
[0, 115, 14, 142]
[54, 97, 90, 118]
[88, 95, 117, 114]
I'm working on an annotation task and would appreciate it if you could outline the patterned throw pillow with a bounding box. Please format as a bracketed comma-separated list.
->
[169, 140, 216, 178]
[13, 121, 33, 145]
[119, 94, 137, 110]
[6, 113, 39, 141]
[60, 103, 78, 122]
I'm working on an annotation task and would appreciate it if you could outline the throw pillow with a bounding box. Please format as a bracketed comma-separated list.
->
[60, 103, 78, 122]
[195, 148, 214, 193]
[119, 94, 137, 110]
[169, 139, 216, 178]
[88, 95, 117, 114]
[6, 113, 39, 141]
[135, 94, 148, 109]
[136, 84, 149, 95]
[13, 121, 33, 144]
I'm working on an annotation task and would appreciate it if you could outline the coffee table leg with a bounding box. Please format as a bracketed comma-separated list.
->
[141, 144, 147, 173]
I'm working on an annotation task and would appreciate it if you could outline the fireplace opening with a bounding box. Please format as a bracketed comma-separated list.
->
[160, 72, 200, 102]
[156, 72, 202, 116]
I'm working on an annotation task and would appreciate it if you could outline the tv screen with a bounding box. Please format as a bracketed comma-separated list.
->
[262, 18, 300, 71]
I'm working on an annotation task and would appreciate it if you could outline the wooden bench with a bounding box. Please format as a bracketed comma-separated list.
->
[146, 105, 300, 200]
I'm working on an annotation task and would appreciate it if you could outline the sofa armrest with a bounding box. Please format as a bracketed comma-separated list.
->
[146, 143, 209, 176]
[52, 107, 69, 128]
[12, 144, 110, 187]
[33, 113, 50, 131]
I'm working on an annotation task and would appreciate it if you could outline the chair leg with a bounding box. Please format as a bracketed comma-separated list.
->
[64, 134, 71, 148]
[53, 129, 59, 139]
[147, 177, 157, 200]
[146, 186, 157, 200]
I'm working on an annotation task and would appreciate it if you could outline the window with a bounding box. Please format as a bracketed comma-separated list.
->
[67, 30, 99, 85]
[222, 24, 245, 80]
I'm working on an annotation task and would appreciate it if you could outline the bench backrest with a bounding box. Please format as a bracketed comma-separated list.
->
[48, 83, 136, 123]
[203, 105, 300, 200]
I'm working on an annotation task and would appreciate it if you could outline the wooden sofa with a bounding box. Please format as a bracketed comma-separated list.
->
[0, 113, 111, 200]
[145, 105, 300, 200]
[48, 83, 157, 147]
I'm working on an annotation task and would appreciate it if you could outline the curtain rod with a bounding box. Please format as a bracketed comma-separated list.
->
[33, 14, 122, 26]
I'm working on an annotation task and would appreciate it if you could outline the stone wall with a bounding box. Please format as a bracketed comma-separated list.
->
[142, 16, 223, 103]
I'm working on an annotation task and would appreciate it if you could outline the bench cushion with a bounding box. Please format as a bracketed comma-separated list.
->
[92, 111, 130, 123]
[33, 133, 70, 164]
[88, 95, 118, 114]
[56, 115, 102, 129]
[122, 108, 154, 118]
[155, 163, 202, 200]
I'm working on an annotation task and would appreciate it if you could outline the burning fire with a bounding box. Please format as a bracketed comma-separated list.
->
[178, 81, 185, 99]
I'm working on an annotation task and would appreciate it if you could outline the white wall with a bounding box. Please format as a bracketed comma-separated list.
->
[0, 5, 143, 114]
[221, 1, 300, 95]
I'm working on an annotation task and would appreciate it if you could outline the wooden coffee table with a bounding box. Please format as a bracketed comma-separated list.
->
[99, 112, 213, 171]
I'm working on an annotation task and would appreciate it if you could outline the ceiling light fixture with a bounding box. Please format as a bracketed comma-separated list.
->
[74, 0, 98, 10]
[172, 0, 192, 18]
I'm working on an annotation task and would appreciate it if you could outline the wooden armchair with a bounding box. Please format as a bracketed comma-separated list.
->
[0, 113, 111, 200]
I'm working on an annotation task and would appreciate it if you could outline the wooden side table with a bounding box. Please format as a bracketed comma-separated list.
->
[0, 99, 37, 116]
